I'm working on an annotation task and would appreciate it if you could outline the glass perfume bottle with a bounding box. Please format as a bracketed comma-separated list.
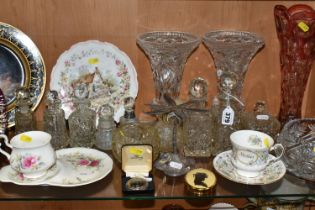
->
[112, 97, 160, 162]
[183, 77, 213, 157]
[241, 101, 281, 138]
[68, 83, 96, 148]
[95, 104, 115, 150]
[211, 75, 243, 155]
[43, 90, 69, 149]
[14, 87, 36, 134]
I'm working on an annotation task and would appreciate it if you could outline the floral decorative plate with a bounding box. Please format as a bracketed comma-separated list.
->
[47, 147, 113, 187]
[213, 150, 286, 185]
[0, 162, 59, 186]
[50, 40, 138, 122]
[0, 22, 46, 127]
[0, 148, 113, 187]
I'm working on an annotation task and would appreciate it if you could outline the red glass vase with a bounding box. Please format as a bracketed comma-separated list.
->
[274, 4, 315, 125]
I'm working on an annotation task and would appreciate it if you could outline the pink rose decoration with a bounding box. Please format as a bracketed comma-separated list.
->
[22, 156, 38, 169]
[89, 160, 99, 167]
[79, 159, 90, 166]
[115, 60, 121, 65]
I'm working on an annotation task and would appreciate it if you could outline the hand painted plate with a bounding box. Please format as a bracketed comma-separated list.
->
[213, 150, 286, 185]
[0, 22, 46, 127]
[50, 40, 138, 122]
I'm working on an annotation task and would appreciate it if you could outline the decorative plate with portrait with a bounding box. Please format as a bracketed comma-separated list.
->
[0, 22, 46, 128]
[50, 40, 138, 122]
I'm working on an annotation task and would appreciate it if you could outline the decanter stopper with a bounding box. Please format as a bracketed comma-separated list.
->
[14, 87, 36, 133]
[123, 96, 136, 119]
[188, 77, 208, 100]
[74, 83, 89, 99]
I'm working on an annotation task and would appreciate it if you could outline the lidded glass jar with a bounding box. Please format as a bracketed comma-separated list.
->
[68, 83, 96, 148]
[14, 87, 36, 134]
[43, 90, 69, 149]
[112, 97, 160, 162]
[95, 104, 115, 150]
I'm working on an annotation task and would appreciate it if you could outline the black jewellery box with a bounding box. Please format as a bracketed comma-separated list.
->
[121, 144, 155, 195]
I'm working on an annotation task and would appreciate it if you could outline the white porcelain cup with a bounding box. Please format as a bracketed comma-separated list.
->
[230, 130, 284, 178]
[0, 131, 56, 179]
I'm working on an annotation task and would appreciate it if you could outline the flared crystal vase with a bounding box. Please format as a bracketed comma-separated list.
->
[203, 31, 264, 101]
[137, 31, 200, 103]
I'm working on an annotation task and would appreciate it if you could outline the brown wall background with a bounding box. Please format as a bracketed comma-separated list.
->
[0, 0, 314, 121]
[0, 0, 314, 209]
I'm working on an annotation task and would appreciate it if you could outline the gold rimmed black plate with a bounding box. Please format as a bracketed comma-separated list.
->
[0, 22, 46, 127]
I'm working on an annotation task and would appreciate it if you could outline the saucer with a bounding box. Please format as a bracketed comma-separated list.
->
[209, 203, 238, 210]
[213, 150, 286, 185]
[47, 147, 113, 187]
[0, 162, 60, 186]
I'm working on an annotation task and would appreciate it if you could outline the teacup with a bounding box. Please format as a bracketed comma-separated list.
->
[0, 131, 56, 179]
[230, 130, 284, 178]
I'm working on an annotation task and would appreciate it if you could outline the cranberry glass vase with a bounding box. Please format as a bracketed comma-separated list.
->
[274, 4, 315, 125]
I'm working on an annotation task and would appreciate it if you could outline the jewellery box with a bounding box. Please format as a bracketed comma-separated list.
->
[121, 144, 154, 194]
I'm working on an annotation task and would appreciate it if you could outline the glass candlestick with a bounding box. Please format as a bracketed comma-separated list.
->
[154, 113, 194, 177]
[43, 90, 69, 149]
[137, 31, 200, 104]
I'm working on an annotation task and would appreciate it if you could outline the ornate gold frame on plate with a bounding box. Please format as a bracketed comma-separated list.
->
[0, 22, 46, 127]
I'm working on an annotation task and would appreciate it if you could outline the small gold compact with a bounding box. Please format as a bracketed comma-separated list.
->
[185, 168, 216, 196]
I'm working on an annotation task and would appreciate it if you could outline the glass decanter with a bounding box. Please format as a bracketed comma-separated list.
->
[14, 87, 36, 134]
[183, 77, 213, 157]
[112, 97, 160, 162]
[241, 101, 281, 138]
[0, 88, 6, 134]
[95, 104, 115, 150]
[137, 31, 200, 104]
[43, 90, 69, 149]
[68, 83, 96, 148]
[210, 76, 242, 155]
